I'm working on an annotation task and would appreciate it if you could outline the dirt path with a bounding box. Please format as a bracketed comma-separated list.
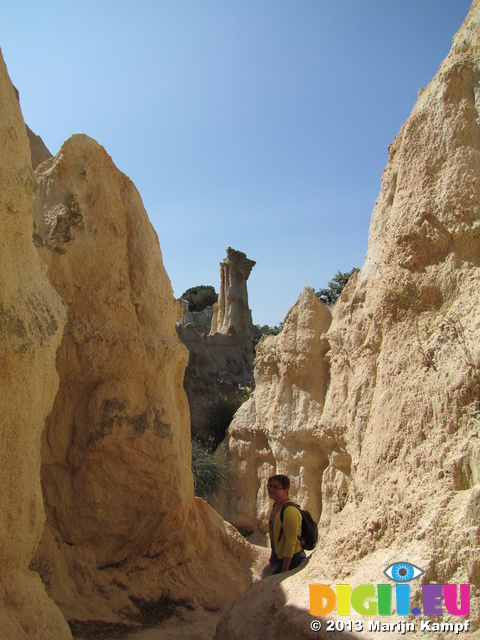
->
[123, 609, 222, 640]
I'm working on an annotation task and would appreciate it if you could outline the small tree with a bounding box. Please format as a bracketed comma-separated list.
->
[265, 322, 284, 336]
[315, 268, 359, 305]
[181, 285, 218, 313]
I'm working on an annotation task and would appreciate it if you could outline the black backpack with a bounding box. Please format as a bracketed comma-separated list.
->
[279, 501, 318, 551]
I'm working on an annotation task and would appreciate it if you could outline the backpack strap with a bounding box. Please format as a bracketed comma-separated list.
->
[277, 502, 300, 542]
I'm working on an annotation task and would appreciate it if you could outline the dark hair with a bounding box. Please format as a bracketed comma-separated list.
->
[268, 474, 290, 490]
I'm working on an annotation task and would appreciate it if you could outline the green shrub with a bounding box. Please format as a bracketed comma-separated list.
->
[191, 438, 230, 499]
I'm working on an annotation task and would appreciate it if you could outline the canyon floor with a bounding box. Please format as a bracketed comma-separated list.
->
[74, 608, 222, 640]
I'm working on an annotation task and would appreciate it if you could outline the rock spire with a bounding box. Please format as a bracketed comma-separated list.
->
[210, 247, 256, 371]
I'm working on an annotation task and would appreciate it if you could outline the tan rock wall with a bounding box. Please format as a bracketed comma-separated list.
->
[0, 49, 70, 639]
[31, 133, 261, 623]
[33, 134, 192, 564]
[216, 2, 480, 636]
[212, 287, 332, 537]
[26, 124, 52, 169]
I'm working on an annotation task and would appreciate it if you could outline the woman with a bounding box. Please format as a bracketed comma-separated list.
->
[267, 474, 306, 574]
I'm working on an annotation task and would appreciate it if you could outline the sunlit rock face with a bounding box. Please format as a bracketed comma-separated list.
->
[216, 2, 480, 637]
[0, 49, 70, 639]
[212, 286, 332, 538]
[32, 134, 261, 622]
[210, 246, 256, 372]
[33, 133, 192, 563]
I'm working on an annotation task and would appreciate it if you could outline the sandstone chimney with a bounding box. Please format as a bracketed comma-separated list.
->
[210, 247, 256, 371]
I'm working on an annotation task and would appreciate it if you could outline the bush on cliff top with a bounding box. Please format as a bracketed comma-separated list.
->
[181, 285, 218, 313]
[315, 268, 359, 305]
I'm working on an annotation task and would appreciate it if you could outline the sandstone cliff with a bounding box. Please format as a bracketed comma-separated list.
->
[211, 286, 332, 537]
[26, 124, 52, 169]
[216, 2, 480, 637]
[0, 46, 263, 636]
[31, 133, 262, 626]
[0, 49, 70, 639]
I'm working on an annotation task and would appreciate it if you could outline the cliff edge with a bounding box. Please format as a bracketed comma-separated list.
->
[0, 49, 70, 639]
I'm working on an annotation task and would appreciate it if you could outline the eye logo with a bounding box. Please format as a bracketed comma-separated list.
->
[384, 562, 424, 582]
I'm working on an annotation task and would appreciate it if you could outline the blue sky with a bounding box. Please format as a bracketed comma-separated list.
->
[0, 1, 472, 326]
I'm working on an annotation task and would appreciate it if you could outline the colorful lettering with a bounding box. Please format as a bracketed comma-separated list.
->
[444, 584, 470, 616]
[336, 584, 351, 615]
[309, 584, 336, 616]
[395, 583, 411, 616]
[309, 582, 471, 617]
[422, 584, 443, 616]
[351, 584, 377, 616]
[377, 584, 392, 616]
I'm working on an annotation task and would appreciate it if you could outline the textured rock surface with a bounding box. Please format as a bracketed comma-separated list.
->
[178, 298, 214, 335]
[12, 86, 52, 170]
[26, 125, 52, 169]
[216, 2, 480, 637]
[211, 287, 332, 538]
[33, 133, 192, 564]
[177, 248, 256, 441]
[0, 50, 70, 639]
[32, 134, 263, 622]
[210, 247, 256, 372]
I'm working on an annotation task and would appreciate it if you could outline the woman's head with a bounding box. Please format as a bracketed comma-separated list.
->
[267, 474, 290, 493]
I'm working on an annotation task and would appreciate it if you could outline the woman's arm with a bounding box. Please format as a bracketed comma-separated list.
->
[281, 505, 301, 570]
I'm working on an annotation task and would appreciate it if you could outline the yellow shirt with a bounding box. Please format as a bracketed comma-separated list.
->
[273, 503, 303, 559]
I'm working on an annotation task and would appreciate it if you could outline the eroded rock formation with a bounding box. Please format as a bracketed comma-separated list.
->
[30, 134, 263, 624]
[211, 286, 332, 538]
[0, 49, 264, 634]
[32, 132, 192, 576]
[26, 125, 52, 169]
[211, 247, 256, 371]
[0, 49, 70, 639]
[177, 248, 256, 441]
[216, 2, 480, 636]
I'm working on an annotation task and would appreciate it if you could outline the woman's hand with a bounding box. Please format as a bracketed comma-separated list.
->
[281, 557, 292, 573]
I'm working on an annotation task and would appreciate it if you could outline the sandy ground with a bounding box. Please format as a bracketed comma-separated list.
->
[123, 609, 222, 640]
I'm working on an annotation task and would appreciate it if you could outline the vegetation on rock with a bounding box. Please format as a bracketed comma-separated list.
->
[204, 390, 250, 450]
[181, 285, 218, 312]
[191, 389, 250, 498]
[264, 321, 284, 336]
[315, 268, 359, 305]
[191, 437, 230, 499]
